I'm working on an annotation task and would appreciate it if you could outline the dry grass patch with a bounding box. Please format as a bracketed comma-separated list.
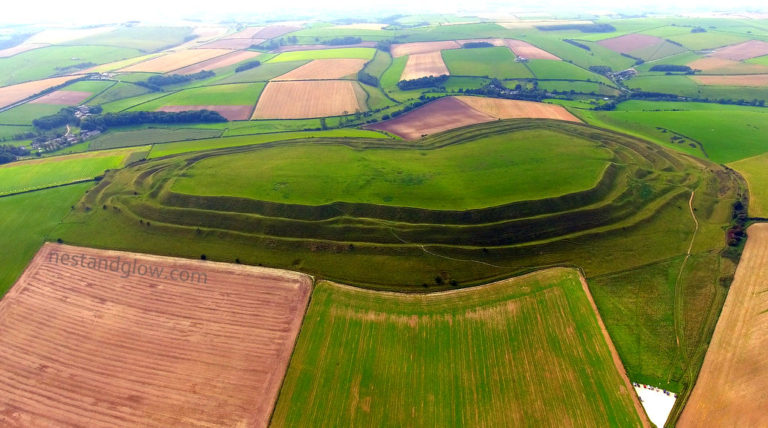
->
[711, 40, 768, 61]
[0, 76, 77, 108]
[390, 41, 461, 58]
[692, 74, 768, 86]
[456, 96, 581, 122]
[252, 80, 364, 119]
[678, 223, 768, 427]
[29, 90, 91, 105]
[273, 58, 368, 80]
[0, 243, 312, 428]
[400, 52, 450, 81]
[174, 50, 261, 75]
[504, 39, 560, 60]
[119, 49, 232, 73]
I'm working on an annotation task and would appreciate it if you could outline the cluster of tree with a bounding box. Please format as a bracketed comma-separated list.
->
[376, 40, 393, 52]
[588, 65, 612, 75]
[0, 144, 29, 165]
[397, 75, 448, 91]
[235, 60, 261, 72]
[136, 71, 214, 91]
[564, 39, 591, 51]
[323, 36, 362, 45]
[621, 53, 645, 65]
[462, 41, 494, 48]
[538, 23, 615, 33]
[81, 110, 226, 131]
[461, 79, 548, 102]
[665, 39, 683, 47]
[0, 131, 36, 143]
[33, 107, 81, 130]
[357, 70, 378, 87]
[649, 64, 693, 73]
[261, 36, 299, 50]
[691, 27, 707, 33]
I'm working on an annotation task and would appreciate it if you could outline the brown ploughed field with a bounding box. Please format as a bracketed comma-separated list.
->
[173, 50, 261, 75]
[0, 243, 312, 428]
[273, 58, 368, 80]
[597, 34, 664, 53]
[252, 80, 364, 119]
[692, 74, 768, 86]
[456, 96, 581, 122]
[711, 40, 768, 61]
[504, 39, 560, 60]
[255, 25, 301, 39]
[688, 57, 768, 74]
[156, 105, 253, 120]
[199, 38, 264, 50]
[29, 90, 91, 105]
[119, 49, 232, 73]
[678, 223, 768, 427]
[0, 76, 78, 109]
[400, 52, 450, 81]
[390, 41, 461, 57]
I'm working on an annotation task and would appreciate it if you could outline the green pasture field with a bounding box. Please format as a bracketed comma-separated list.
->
[173, 118, 353, 135]
[272, 269, 645, 427]
[444, 76, 491, 91]
[0, 183, 93, 295]
[538, 80, 619, 96]
[286, 25, 391, 40]
[747, 55, 768, 65]
[85, 82, 151, 106]
[360, 83, 395, 110]
[729, 152, 768, 218]
[396, 23, 509, 42]
[362, 49, 392, 79]
[0, 103, 63, 125]
[269, 48, 376, 62]
[520, 35, 635, 71]
[0, 125, 32, 139]
[629, 40, 688, 61]
[63, 26, 194, 52]
[634, 51, 701, 71]
[442, 47, 533, 79]
[380, 56, 407, 88]
[0, 45, 142, 87]
[148, 129, 390, 158]
[128, 83, 265, 110]
[170, 128, 612, 210]
[624, 75, 700, 97]
[0, 149, 139, 195]
[88, 128, 223, 150]
[667, 31, 749, 50]
[87, 53, 163, 73]
[62, 80, 115, 96]
[526, 59, 612, 85]
[211, 60, 309, 84]
[98, 91, 170, 113]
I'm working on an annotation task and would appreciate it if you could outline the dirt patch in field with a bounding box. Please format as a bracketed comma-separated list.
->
[29, 90, 91, 105]
[688, 57, 768, 74]
[366, 96, 495, 139]
[456, 96, 581, 122]
[0, 76, 78, 109]
[199, 38, 265, 50]
[597, 34, 664, 54]
[678, 223, 768, 427]
[0, 243, 312, 428]
[157, 105, 253, 120]
[273, 58, 368, 80]
[504, 39, 560, 60]
[400, 52, 450, 81]
[174, 50, 261, 75]
[390, 41, 461, 58]
[0, 43, 49, 58]
[119, 49, 233, 73]
[691, 74, 768, 86]
[252, 80, 364, 119]
[711, 40, 768, 61]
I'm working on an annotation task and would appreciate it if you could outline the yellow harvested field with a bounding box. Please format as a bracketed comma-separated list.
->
[274, 58, 367, 80]
[692, 74, 768, 86]
[331, 23, 387, 30]
[0, 76, 78, 109]
[252, 80, 364, 119]
[504, 39, 560, 60]
[456, 96, 581, 122]
[119, 49, 233, 73]
[688, 57, 768, 74]
[678, 223, 768, 427]
[174, 50, 261, 75]
[83, 53, 163, 73]
[390, 41, 461, 58]
[0, 43, 48, 58]
[400, 52, 450, 81]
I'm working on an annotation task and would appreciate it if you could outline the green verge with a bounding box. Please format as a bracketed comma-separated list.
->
[271, 269, 645, 427]
[729, 152, 768, 218]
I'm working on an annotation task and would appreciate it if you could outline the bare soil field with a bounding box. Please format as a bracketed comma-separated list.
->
[456, 96, 581, 122]
[0, 43, 49, 58]
[0, 76, 78, 109]
[692, 74, 768, 86]
[711, 40, 768, 61]
[254, 25, 302, 39]
[366, 96, 495, 139]
[174, 50, 261, 75]
[157, 105, 253, 120]
[678, 223, 768, 427]
[252, 80, 364, 119]
[199, 38, 264, 50]
[597, 34, 664, 54]
[688, 57, 768, 74]
[390, 41, 461, 58]
[0, 243, 312, 428]
[119, 49, 232, 73]
[504, 39, 560, 60]
[273, 58, 368, 80]
[273, 42, 377, 53]
[29, 90, 91, 105]
[227, 27, 265, 39]
[400, 52, 450, 81]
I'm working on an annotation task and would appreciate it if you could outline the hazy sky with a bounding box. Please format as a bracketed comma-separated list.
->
[2, 0, 767, 25]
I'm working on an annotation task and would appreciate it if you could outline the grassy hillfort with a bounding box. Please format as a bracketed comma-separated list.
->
[0, 12, 767, 427]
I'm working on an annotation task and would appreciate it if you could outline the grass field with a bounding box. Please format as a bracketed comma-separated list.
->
[269, 48, 375, 62]
[0, 103, 62, 125]
[170, 128, 611, 209]
[0, 125, 32, 138]
[85, 82, 151, 106]
[527, 59, 612, 84]
[63, 26, 194, 52]
[0, 183, 92, 294]
[362, 49, 392, 79]
[729, 152, 768, 217]
[271, 269, 646, 427]
[380, 56, 407, 89]
[442, 47, 533, 79]
[130, 83, 265, 110]
[61, 80, 114, 97]
[89, 128, 223, 150]
[213, 60, 309, 84]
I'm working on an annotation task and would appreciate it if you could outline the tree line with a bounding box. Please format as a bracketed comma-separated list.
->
[0, 145, 29, 164]
[397, 75, 448, 90]
[80, 110, 227, 131]
[136, 71, 214, 92]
